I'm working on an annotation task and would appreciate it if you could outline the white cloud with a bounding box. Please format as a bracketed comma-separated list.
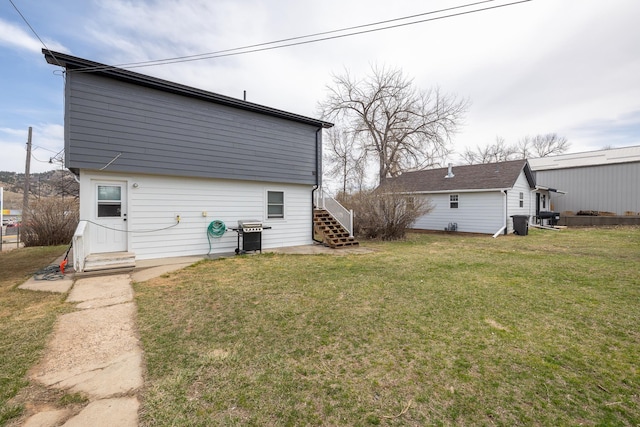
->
[0, 18, 39, 52]
[3, 0, 640, 175]
[0, 18, 68, 54]
[0, 124, 64, 174]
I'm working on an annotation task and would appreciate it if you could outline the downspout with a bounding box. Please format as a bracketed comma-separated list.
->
[312, 127, 323, 243]
[503, 189, 508, 234]
[492, 189, 508, 238]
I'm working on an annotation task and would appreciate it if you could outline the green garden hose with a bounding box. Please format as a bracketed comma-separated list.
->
[207, 220, 227, 254]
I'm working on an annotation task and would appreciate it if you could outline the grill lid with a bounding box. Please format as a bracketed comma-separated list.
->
[238, 220, 263, 232]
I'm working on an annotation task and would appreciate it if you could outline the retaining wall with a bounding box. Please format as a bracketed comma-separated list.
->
[559, 215, 640, 227]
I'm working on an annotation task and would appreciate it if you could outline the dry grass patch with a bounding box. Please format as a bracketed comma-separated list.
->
[134, 227, 640, 426]
[0, 245, 70, 425]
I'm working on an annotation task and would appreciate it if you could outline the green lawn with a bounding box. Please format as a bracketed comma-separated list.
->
[134, 227, 640, 426]
[0, 245, 69, 425]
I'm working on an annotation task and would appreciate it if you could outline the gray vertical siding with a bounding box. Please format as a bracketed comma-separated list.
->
[66, 72, 322, 185]
[535, 162, 640, 214]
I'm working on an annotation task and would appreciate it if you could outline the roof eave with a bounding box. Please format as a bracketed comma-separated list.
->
[535, 185, 567, 194]
[404, 187, 511, 194]
[42, 49, 334, 129]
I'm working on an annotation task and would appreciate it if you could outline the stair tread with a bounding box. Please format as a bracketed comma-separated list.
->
[314, 209, 359, 248]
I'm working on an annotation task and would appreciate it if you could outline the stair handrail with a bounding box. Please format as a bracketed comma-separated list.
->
[315, 188, 354, 237]
[73, 220, 89, 272]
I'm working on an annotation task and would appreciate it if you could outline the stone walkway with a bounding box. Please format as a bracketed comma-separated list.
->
[21, 273, 142, 427]
[18, 257, 202, 427]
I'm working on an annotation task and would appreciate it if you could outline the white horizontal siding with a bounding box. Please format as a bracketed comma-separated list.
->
[81, 171, 313, 260]
[413, 191, 504, 234]
[507, 173, 534, 233]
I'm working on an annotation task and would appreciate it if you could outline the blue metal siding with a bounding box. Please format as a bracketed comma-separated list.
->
[66, 72, 320, 185]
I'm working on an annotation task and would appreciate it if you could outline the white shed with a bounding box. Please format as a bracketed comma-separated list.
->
[382, 160, 549, 235]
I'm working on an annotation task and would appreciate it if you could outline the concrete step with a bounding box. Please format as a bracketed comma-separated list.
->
[84, 252, 136, 272]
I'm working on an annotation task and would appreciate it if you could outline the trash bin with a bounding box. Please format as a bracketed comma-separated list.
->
[511, 215, 529, 236]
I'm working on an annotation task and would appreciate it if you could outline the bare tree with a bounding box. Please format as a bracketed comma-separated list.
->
[323, 127, 368, 194]
[23, 197, 79, 247]
[341, 181, 433, 240]
[460, 136, 517, 164]
[320, 65, 468, 183]
[460, 133, 570, 164]
[519, 133, 570, 157]
[52, 169, 79, 200]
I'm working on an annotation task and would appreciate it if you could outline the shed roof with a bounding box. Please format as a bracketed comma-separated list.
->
[529, 145, 640, 171]
[381, 160, 535, 193]
[42, 49, 333, 129]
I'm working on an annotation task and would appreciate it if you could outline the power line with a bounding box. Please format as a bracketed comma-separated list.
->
[8, 0, 64, 68]
[75, 0, 498, 72]
[73, 0, 533, 73]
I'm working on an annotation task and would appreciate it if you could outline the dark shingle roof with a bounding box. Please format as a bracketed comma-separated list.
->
[382, 160, 535, 192]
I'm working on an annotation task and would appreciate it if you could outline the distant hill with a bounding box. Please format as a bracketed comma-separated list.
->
[0, 170, 79, 209]
[1, 189, 22, 210]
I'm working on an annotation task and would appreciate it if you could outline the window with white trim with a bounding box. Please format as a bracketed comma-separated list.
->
[97, 185, 122, 217]
[519, 192, 524, 208]
[267, 191, 284, 219]
[450, 194, 459, 209]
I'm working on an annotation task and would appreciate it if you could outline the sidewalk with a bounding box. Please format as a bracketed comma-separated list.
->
[17, 256, 203, 427]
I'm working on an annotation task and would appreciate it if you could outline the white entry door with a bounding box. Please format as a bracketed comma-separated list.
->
[92, 181, 128, 252]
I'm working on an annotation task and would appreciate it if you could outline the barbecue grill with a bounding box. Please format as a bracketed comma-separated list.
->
[537, 211, 560, 226]
[233, 220, 271, 254]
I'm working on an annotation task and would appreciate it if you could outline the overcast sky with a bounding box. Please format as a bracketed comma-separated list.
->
[1, 0, 639, 175]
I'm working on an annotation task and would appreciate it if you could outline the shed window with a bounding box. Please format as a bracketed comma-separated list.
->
[267, 191, 284, 219]
[450, 194, 459, 209]
[519, 192, 524, 208]
[405, 196, 415, 211]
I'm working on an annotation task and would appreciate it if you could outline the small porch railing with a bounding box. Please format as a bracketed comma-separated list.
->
[314, 188, 354, 237]
[73, 220, 89, 272]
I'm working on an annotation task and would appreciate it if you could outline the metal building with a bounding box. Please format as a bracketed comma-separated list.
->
[529, 145, 640, 215]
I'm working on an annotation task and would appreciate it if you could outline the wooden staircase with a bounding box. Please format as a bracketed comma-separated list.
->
[313, 209, 359, 248]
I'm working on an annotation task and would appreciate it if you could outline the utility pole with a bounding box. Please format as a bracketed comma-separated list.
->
[22, 126, 32, 224]
[1, 186, 4, 252]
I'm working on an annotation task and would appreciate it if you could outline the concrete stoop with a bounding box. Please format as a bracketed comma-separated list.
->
[83, 251, 136, 272]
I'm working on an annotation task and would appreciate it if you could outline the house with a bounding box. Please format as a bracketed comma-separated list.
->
[381, 160, 552, 235]
[43, 50, 343, 271]
[529, 145, 640, 216]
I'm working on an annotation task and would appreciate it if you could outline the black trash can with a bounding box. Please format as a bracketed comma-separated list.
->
[511, 215, 529, 236]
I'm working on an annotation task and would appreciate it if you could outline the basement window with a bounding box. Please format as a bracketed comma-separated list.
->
[450, 194, 459, 209]
[267, 191, 284, 219]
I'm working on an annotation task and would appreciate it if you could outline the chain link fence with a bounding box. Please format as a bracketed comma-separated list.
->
[1, 224, 23, 252]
